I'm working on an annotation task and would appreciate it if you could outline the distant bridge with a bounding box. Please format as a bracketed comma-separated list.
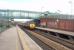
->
[0, 9, 44, 19]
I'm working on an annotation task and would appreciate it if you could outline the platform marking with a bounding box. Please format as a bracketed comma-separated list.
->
[16, 27, 22, 50]
[16, 27, 30, 50]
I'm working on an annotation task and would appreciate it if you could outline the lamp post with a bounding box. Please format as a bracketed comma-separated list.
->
[44, 11, 49, 27]
[69, 0, 72, 18]
[41, 6, 44, 18]
[7, 10, 10, 27]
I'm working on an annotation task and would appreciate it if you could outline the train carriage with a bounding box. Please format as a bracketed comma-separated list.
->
[39, 15, 74, 32]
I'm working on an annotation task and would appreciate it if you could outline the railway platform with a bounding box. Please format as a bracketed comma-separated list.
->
[36, 27, 74, 36]
[0, 26, 43, 50]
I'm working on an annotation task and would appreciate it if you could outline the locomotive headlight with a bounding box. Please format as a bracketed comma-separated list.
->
[30, 23, 36, 29]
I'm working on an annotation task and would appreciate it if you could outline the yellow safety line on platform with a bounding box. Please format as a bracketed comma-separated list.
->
[16, 27, 20, 50]
[16, 27, 30, 50]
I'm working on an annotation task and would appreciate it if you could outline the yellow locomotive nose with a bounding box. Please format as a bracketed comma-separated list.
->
[30, 23, 36, 29]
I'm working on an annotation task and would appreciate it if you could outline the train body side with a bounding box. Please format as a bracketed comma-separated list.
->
[18, 18, 74, 32]
[39, 18, 74, 32]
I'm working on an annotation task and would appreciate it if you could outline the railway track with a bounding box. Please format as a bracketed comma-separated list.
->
[33, 28, 74, 45]
[20, 26, 74, 50]
[32, 29, 74, 49]
[24, 29, 54, 50]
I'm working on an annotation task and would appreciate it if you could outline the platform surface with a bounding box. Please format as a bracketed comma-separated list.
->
[36, 27, 74, 36]
[0, 26, 43, 50]
[17, 26, 43, 50]
[0, 27, 21, 50]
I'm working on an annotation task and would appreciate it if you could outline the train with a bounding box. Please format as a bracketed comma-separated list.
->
[39, 17, 74, 32]
[18, 19, 40, 29]
[18, 15, 74, 32]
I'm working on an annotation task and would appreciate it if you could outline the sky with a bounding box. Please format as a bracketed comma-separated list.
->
[0, 0, 74, 14]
